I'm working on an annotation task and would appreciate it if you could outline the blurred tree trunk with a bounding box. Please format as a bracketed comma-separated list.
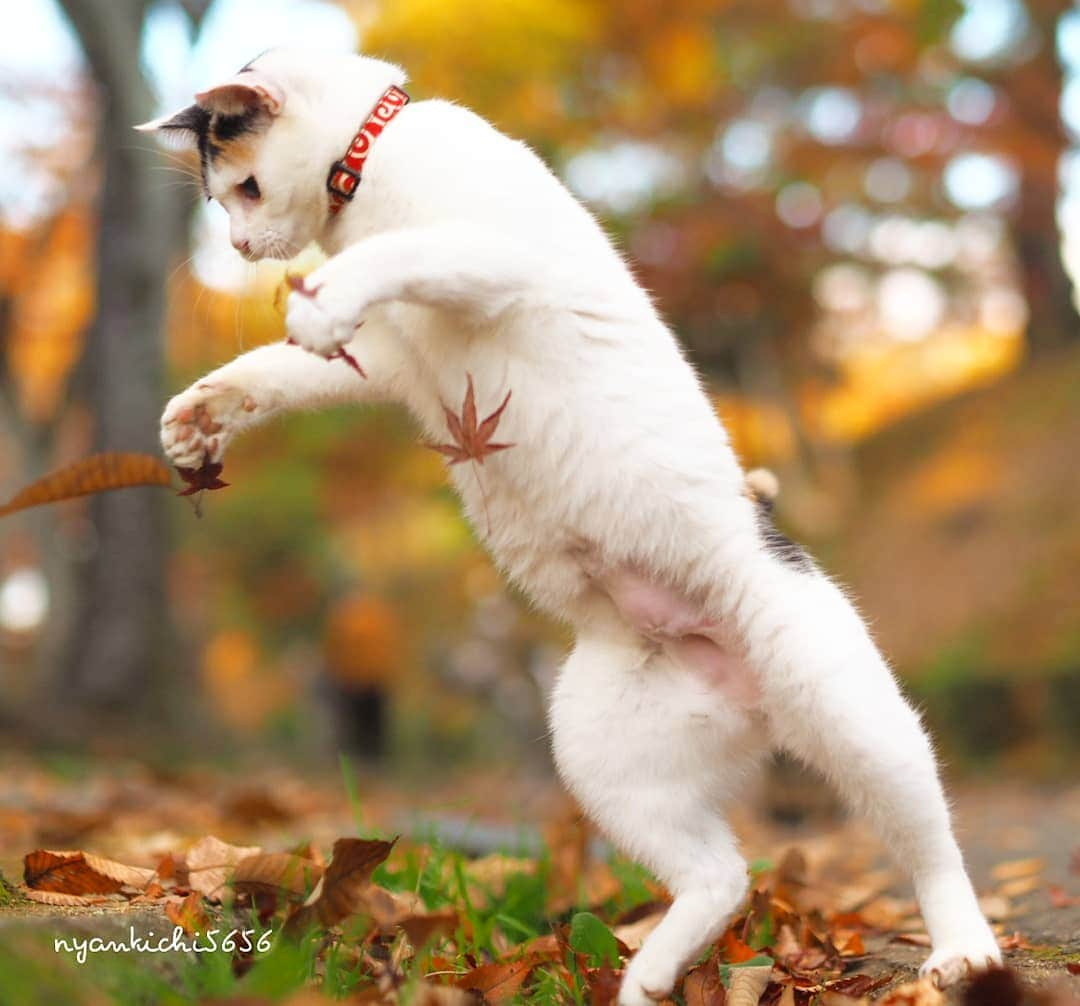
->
[1005, 1, 1079, 354]
[54, 0, 203, 719]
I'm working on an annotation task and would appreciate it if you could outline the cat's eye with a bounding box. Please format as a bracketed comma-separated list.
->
[238, 176, 261, 200]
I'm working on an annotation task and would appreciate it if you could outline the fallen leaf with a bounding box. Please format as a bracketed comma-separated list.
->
[155, 853, 178, 883]
[723, 927, 762, 964]
[429, 373, 514, 465]
[727, 964, 773, 1006]
[977, 895, 1012, 921]
[132, 882, 166, 902]
[1066, 962, 1080, 975]
[23, 849, 153, 895]
[877, 980, 944, 1006]
[286, 836, 395, 933]
[231, 853, 323, 902]
[585, 963, 623, 1006]
[399, 908, 459, 948]
[996, 875, 1042, 899]
[453, 957, 535, 1004]
[682, 957, 726, 1006]
[891, 933, 932, 947]
[990, 858, 1044, 882]
[996, 932, 1034, 951]
[23, 889, 112, 906]
[165, 891, 211, 935]
[0, 453, 173, 517]
[185, 835, 262, 900]
[825, 973, 893, 997]
[1048, 885, 1079, 909]
[612, 910, 665, 951]
[222, 788, 293, 826]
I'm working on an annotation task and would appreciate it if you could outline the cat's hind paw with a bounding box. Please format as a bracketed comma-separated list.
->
[160, 381, 257, 469]
[618, 955, 678, 1006]
[920, 942, 1003, 987]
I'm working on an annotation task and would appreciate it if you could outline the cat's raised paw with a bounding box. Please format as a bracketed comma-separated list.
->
[285, 283, 358, 359]
[920, 943, 1003, 987]
[160, 382, 255, 468]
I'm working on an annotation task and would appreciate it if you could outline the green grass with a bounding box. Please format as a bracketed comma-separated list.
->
[0, 835, 661, 1006]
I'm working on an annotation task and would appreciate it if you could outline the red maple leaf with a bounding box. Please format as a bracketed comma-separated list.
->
[285, 274, 366, 378]
[175, 454, 229, 497]
[430, 374, 514, 465]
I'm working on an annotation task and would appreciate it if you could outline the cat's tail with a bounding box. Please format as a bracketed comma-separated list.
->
[745, 467, 779, 510]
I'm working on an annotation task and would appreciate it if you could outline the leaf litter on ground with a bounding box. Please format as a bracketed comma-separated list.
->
[4, 769, 1078, 1005]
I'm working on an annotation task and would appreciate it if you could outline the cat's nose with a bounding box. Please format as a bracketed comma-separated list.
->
[233, 237, 251, 255]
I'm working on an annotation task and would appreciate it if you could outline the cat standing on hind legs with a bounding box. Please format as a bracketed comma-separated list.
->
[144, 47, 1001, 1002]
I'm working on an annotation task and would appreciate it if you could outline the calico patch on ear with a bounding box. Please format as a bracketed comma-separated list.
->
[134, 104, 210, 151]
[195, 69, 285, 116]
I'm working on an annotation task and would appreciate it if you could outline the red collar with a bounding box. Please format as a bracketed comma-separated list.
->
[326, 85, 410, 216]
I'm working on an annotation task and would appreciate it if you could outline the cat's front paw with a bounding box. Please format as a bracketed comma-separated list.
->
[285, 280, 359, 359]
[160, 381, 257, 468]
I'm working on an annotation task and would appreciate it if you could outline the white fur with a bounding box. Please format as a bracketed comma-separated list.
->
[154, 49, 1000, 999]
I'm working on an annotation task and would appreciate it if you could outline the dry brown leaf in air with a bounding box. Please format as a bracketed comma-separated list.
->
[0, 453, 173, 517]
[285, 836, 395, 934]
[165, 891, 212, 935]
[23, 849, 154, 895]
[185, 835, 262, 901]
[726, 965, 773, 1006]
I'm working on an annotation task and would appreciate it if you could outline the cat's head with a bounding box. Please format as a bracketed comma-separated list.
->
[137, 48, 406, 260]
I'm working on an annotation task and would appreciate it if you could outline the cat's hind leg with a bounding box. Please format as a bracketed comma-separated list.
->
[550, 633, 767, 1006]
[735, 566, 1000, 985]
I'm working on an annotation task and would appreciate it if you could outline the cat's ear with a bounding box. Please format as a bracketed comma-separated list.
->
[194, 69, 286, 117]
[133, 104, 210, 151]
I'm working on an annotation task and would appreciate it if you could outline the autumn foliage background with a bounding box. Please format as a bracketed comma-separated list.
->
[0, 0, 1078, 781]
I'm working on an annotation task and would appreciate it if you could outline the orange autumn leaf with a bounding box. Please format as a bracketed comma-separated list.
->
[429, 373, 514, 465]
[23, 849, 153, 896]
[453, 957, 536, 1004]
[165, 891, 212, 935]
[722, 926, 760, 963]
[0, 452, 173, 517]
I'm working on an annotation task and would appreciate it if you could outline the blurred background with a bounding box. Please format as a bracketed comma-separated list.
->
[0, 0, 1078, 783]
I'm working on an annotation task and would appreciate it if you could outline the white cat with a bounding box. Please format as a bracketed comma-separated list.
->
[143, 48, 1001, 1002]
